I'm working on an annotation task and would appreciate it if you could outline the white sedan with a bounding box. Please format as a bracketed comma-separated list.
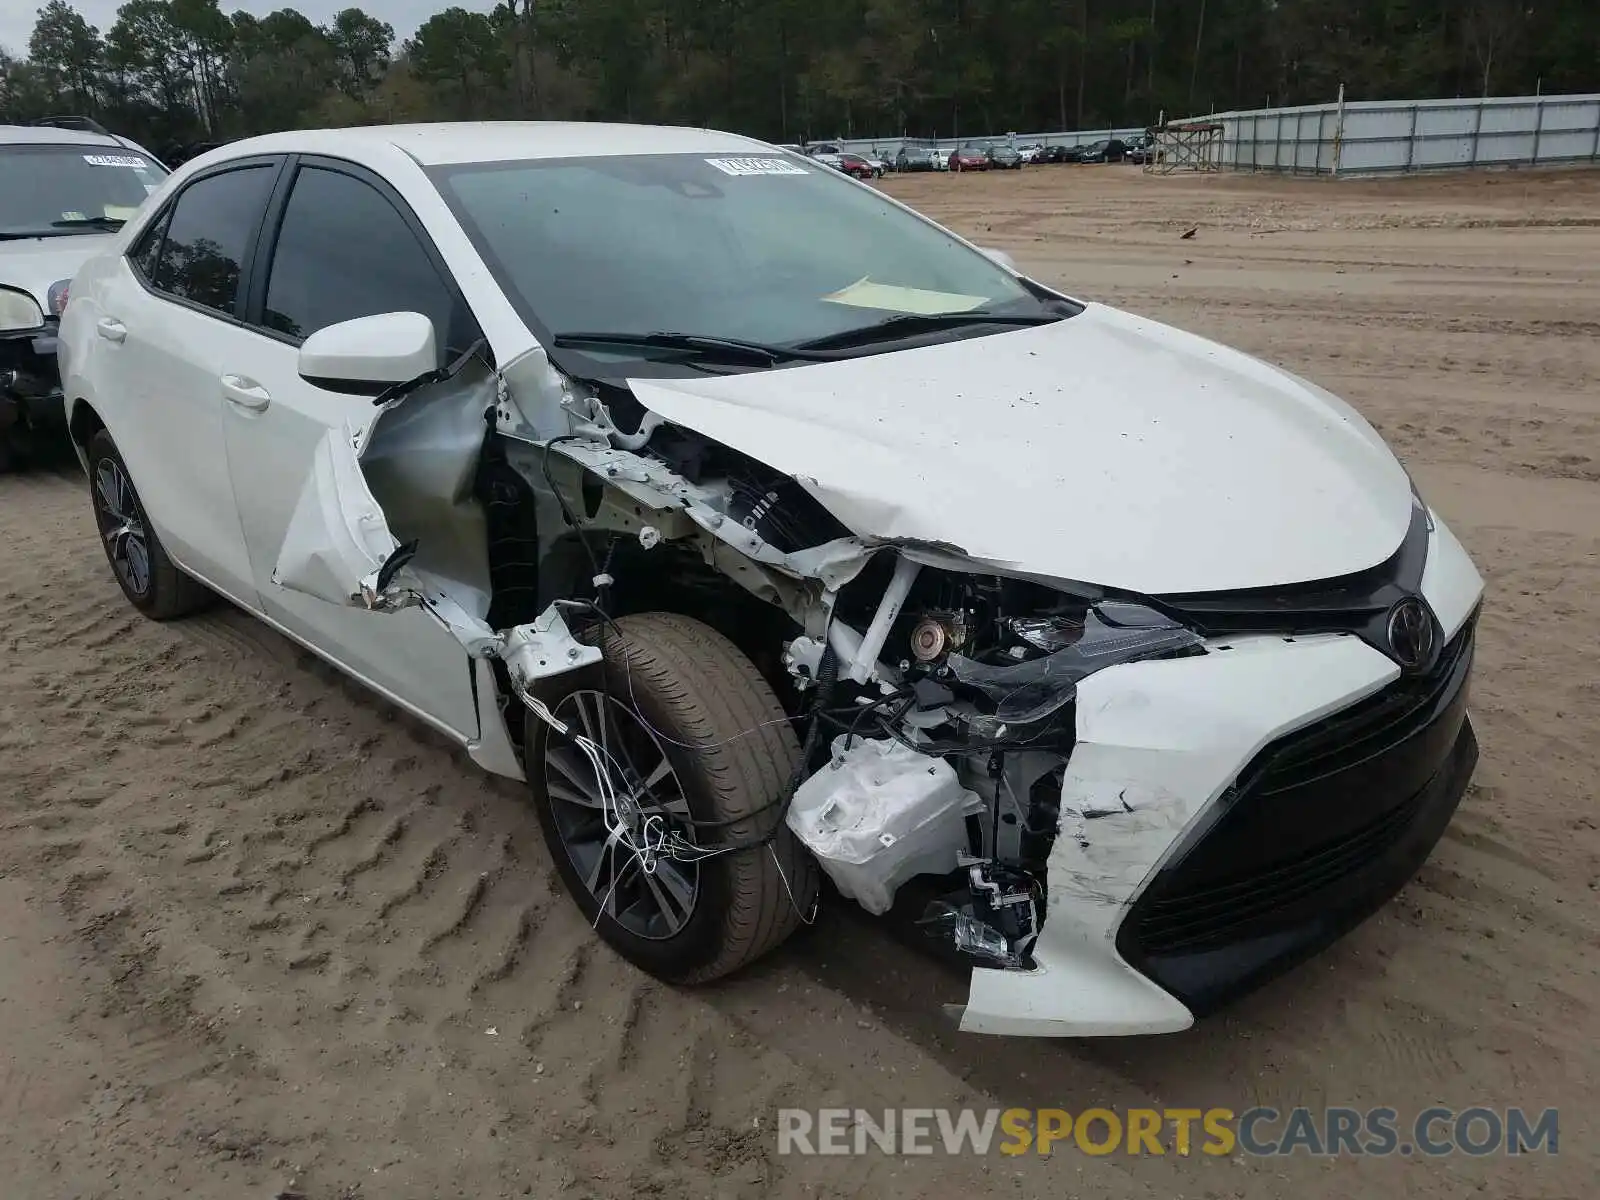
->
[57, 122, 1484, 1036]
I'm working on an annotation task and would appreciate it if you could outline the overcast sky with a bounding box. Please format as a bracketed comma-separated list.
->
[2, 0, 477, 60]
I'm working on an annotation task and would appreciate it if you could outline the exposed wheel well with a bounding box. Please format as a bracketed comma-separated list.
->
[535, 532, 805, 709]
[475, 440, 812, 758]
[67, 399, 105, 455]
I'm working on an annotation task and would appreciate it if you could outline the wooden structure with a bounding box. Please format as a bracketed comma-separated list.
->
[1145, 121, 1224, 174]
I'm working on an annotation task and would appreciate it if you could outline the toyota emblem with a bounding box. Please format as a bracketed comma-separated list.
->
[1385, 597, 1436, 671]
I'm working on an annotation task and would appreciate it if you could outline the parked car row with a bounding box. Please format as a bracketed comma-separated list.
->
[786, 133, 1159, 178]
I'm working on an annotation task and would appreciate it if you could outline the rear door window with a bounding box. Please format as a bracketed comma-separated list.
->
[150, 165, 276, 317]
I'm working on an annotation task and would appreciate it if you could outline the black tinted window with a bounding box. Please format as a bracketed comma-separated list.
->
[129, 209, 168, 281]
[263, 166, 461, 359]
[152, 166, 274, 314]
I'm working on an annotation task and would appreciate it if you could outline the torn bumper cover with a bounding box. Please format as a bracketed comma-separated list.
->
[957, 605, 1478, 1037]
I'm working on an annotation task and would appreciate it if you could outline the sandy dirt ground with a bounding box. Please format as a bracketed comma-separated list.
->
[2, 164, 1597, 1199]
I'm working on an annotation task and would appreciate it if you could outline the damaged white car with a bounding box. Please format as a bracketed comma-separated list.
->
[57, 123, 1484, 1036]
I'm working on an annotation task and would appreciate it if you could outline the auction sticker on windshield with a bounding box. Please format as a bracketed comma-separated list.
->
[705, 157, 809, 176]
[82, 154, 149, 169]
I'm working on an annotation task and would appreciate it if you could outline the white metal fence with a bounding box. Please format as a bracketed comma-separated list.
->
[1197, 92, 1600, 176]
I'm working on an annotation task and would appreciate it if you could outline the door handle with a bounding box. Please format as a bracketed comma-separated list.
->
[220, 373, 271, 412]
[96, 318, 126, 343]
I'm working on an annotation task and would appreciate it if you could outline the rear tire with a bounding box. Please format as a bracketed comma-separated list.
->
[527, 612, 820, 983]
[87, 429, 212, 619]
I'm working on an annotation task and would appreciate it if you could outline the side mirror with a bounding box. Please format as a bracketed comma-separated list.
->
[298, 311, 437, 395]
[979, 246, 1018, 273]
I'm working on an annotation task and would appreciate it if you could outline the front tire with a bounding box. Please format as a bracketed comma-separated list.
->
[527, 612, 820, 983]
[87, 429, 211, 619]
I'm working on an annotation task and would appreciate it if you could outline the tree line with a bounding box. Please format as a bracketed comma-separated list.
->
[3, 0, 1596, 155]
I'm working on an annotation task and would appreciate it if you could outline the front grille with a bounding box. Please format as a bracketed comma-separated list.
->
[1117, 613, 1478, 1011]
[1251, 616, 1474, 799]
[1156, 502, 1433, 666]
[1132, 775, 1433, 954]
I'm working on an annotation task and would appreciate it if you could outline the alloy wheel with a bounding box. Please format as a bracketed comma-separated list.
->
[542, 689, 701, 939]
[93, 457, 151, 597]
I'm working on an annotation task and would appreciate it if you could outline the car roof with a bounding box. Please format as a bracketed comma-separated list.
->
[208, 121, 776, 167]
[0, 124, 125, 148]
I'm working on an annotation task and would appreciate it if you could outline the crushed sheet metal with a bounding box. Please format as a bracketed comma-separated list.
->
[956, 632, 1399, 1036]
[273, 421, 400, 606]
[413, 579, 502, 658]
[274, 422, 504, 655]
[360, 359, 500, 605]
[269, 379, 606, 702]
[620, 328, 1418, 596]
[542, 437, 879, 592]
[494, 345, 593, 442]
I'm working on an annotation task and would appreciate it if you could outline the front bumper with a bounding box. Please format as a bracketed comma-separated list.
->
[1, 327, 66, 434]
[956, 512, 1483, 1036]
[1118, 619, 1476, 1015]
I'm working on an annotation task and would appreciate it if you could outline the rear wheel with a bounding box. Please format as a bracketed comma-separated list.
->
[87, 429, 212, 619]
[527, 612, 819, 983]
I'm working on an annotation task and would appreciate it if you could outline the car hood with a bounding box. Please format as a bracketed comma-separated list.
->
[0, 234, 110, 308]
[625, 302, 1414, 595]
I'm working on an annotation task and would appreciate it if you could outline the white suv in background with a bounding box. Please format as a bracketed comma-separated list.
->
[1, 121, 167, 469]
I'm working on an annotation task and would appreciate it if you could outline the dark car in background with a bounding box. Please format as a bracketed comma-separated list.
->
[949, 144, 989, 171]
[986, 144, 1023, 169]
[159, 140, 225, 167]
[895, 145, 937, 172]
[1075, 138, 1130, 163]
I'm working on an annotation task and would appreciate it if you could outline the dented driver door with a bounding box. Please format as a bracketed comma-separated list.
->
[217, 159, 494, 742]
[221, 353, 484, 743]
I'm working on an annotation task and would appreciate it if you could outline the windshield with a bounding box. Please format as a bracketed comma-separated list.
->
[0, 144, 167, 238]
[429, 152, 1070, 371]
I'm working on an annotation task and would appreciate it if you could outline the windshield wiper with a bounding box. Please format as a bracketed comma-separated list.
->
[552, 330, 841, 366]
[795, 309, 1065, 352]
[50, 216, 126, 230]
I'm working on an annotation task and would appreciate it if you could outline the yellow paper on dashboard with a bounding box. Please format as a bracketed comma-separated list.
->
[822, 277, 988, 315]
